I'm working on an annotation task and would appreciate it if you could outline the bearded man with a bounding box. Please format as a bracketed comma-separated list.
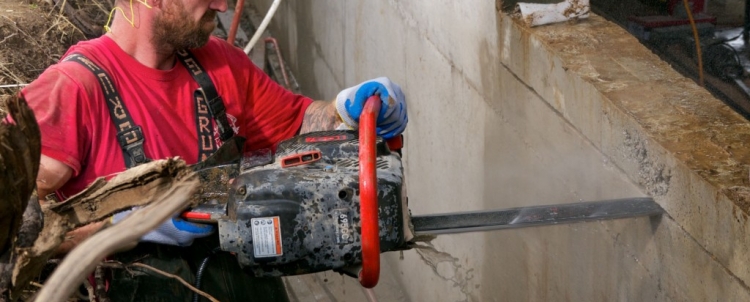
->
[21, 0, 408, 299]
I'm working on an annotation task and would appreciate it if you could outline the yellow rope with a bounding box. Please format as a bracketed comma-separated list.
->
[683, 0, 704, 87]
[103, 0, 153, 33]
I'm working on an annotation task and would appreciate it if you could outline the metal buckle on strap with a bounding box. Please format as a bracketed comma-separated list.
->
[124, 140, 149, 164]
[117, 126, 148, 164]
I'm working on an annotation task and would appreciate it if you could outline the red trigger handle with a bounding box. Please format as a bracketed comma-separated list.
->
[358, 95, 381, 288]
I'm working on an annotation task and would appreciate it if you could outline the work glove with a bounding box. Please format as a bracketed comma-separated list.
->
[335, 77, 408, 139]
[111, 209, 214, 247]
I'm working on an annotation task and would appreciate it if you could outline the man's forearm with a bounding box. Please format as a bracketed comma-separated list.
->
[300, 100, 342, 133]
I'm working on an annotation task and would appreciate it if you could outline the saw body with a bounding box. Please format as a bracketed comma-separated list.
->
[186, 122, 662, 287]
[202, 130, 409, 277]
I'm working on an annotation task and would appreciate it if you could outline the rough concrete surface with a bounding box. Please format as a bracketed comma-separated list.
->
[255, 0, 750, 301]
[283, 258, 409, 302]
[500, 13, 750, 291]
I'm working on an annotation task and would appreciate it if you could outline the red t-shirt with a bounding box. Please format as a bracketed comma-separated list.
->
[22, 36, 313, 199]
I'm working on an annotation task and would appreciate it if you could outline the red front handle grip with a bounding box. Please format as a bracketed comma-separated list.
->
[358, 95, 381, 288]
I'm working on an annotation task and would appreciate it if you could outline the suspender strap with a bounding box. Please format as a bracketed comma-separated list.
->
[193, 92, 216, 162]
[65, 54, 151, 168]
[175, 49, 234, 143]
[66, 51, 233, 168]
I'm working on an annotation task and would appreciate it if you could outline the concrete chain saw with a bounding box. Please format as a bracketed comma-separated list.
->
[182, 97, 663, 288]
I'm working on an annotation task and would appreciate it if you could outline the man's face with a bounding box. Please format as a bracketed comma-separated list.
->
[151, 0, 217, 50]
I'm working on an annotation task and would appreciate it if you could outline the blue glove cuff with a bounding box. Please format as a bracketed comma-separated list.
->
[171, 217, 214, 234]
[110, 209, 215, 246]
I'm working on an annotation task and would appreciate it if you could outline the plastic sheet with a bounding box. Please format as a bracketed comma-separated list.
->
[516, 0, 590, 27]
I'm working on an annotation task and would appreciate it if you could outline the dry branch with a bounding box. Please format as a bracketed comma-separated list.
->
[128, 263, 219, 302]
[34, 174, 199, 302]
[0, 95, 41, 301]
[0, 94, 41, 256]
[4, 158, 196, 301]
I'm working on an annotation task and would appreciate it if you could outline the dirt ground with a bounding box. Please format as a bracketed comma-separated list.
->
[0, 0, 110, 109]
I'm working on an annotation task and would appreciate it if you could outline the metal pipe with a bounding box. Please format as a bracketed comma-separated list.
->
[265, 37, 291, 89]
[226, 0, 245, 46]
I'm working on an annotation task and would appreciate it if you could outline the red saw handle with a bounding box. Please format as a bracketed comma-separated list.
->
[359, 95, 381, 288]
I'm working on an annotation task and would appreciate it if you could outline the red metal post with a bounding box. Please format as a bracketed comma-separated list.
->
[227, 0, 246, 46]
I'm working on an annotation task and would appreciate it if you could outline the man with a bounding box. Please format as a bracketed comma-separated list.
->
[21, 0, 407, 299]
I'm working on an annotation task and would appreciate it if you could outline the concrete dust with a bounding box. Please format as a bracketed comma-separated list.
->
[412, 243, 475, 302]
[723, 186, 750, 217]
[622, 129, 672, 197]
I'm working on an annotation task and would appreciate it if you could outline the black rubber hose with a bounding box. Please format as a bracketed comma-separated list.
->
[193, 247, 221, 302]
[704, 42, 744, 80]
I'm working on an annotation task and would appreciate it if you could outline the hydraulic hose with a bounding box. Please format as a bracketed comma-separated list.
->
[193, 247, 221, 302]
[226, 0, 245, 46]
[243, 0, 283, 54]
[683, 0, 704, 86]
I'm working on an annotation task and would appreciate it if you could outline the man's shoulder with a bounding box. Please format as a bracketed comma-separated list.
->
[44, 36, 111, 83]
[21, 38, 109, 104]
[61, 36, 111, 60]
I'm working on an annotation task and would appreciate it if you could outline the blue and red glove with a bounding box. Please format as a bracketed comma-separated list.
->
[111, 209, 214, 247]
[335, 77, 408, 139]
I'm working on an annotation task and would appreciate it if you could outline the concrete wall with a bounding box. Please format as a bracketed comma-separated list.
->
[254, 1, 750, 301]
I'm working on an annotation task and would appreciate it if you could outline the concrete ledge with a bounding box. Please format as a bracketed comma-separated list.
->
[499, 13, 750, 287]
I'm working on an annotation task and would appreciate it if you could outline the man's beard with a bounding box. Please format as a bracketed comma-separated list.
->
[151, 1, 217, 51]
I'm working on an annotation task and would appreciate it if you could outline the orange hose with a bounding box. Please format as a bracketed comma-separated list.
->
[227, 0, 245, 46]
[683, 0, 704, 87]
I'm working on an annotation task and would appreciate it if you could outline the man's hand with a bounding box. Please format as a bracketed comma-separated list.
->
[336, 77, 408, 139]
[111, 210, 215, 246]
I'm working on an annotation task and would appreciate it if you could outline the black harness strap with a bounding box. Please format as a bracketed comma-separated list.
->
[65, 54, 150, 168]
[66, 50, 233, 168]
[192, 91, 216, 162]
[175, 49, 234, 143]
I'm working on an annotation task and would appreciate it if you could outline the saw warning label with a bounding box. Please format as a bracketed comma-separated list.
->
[251, 217, 283, 258]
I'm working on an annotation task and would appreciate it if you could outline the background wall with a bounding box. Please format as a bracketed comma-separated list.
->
[252, 1, 750, 301]
[707, 0, 746, 24]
